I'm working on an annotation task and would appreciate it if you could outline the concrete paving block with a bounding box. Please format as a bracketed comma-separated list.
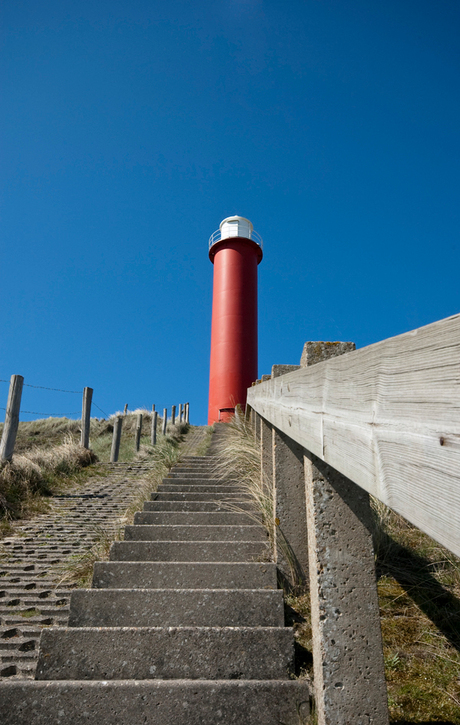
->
[0, 680, 311, 725]
[123, 524, 267, 542]
[68, 589, 285, 627]
[109, 540, 271, 562]
[92, 561, 277, 590]
[36, 626, 294, 680]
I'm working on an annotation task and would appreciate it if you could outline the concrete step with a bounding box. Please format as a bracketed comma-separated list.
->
[152, 491, 249, 501]
[110, 540, 271, 562]
[133, 511, 254, 526]
[166, 472, 220, 479]
[170, 469, 219, 476]
[68, 589, 285, 627]
[157, 484, 241, 493]
[0, 679, 310, 725]
[91, 561, 277, 589]
[123, 524, 266, 541]
[143, 500, 254, 512]
[36, 626, 294, 680]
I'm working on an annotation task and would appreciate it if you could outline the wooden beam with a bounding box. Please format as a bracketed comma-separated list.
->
[247, 314, 460, 557]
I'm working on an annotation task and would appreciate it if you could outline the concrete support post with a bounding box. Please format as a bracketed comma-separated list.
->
[254, 412, 261, 444]
[260, 415, 275, 554]
[270, 362, 307, 588]
[272, 427, 307, 588]
[246, 405, 255, 430]
[304, 454, 389, 725]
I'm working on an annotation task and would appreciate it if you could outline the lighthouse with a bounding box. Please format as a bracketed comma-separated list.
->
[208, 216, 263, 425]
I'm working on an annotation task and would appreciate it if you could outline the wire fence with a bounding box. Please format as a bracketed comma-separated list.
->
[0, 377, 107, 420]
[0, 373, 190, 463]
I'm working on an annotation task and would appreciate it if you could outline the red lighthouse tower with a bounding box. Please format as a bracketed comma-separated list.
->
[208, 216, 263, 425]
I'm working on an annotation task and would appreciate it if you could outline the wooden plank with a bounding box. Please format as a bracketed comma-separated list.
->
[247, 314, 460, 557]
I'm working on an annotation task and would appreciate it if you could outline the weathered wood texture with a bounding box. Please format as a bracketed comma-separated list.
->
[135, 413, 143, 452]
[81, 387, 93, 449]
[151, 411, 158, 446]
[0, 375, 24, 462]
[162, 409, 167, 436]
[248, 314, 460, 557]
[110, 416, 123, 463]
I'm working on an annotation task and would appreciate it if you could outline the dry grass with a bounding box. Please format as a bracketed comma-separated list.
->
[0, 411, 188, 536]
[89, 410, 182, 463]
[0, 417, 82, 454]
[288, 499, 460, 723]
[58, 525, 124, 588]
[193, 425, 214, 456]
[212, 412, 275, 550]
[212, 413, 311, 589]
[0, 435, 97, 525]
[371, 501, 460, 723]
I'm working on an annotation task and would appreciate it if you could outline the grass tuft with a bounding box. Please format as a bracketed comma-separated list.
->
[0, 435, 97, 523]
[211, 411, 275, 551]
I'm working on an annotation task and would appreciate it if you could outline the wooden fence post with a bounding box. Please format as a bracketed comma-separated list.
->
[185, 402, 189, 424]
[162, 408, 167, 435]
[179, 403, 183, 423]
[151, 410, 158, 445]
[135, 413, 143, 452]
[123, 404, 128, 416]
[81, 387, 93, 449]
[110, 416, 123, 463]
[0, 374, 24, 462]
[171, 405, 176, 426]
[152, 404, 155, 413]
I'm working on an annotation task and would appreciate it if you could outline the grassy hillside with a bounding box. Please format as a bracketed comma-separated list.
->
[0, 411, 186, 534]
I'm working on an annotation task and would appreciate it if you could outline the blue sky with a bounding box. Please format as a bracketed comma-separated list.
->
[1, 0, 459, 425]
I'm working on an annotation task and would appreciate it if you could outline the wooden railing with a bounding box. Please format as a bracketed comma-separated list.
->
[247, 312, 460, 725]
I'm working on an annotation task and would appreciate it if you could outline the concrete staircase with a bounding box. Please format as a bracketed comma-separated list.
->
[0, 430, 310, 724]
